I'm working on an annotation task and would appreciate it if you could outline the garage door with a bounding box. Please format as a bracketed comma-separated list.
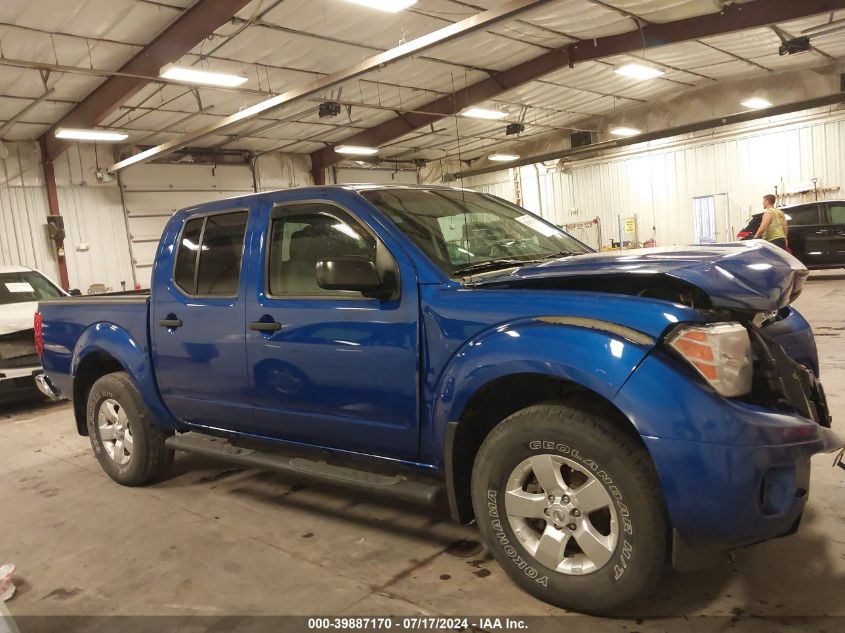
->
[119, 164, 254, 288]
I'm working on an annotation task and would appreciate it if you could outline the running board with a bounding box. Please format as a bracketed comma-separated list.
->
[165, 432, 445, 507]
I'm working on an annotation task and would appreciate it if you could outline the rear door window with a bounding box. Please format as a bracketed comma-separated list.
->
[173, 211, 248, 296]
[783, 205, 821, 226]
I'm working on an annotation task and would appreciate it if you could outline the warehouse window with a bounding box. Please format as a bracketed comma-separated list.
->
[174, 211, 248, 296]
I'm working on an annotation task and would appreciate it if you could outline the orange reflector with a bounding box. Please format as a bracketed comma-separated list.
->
[683, 330, 709, 342]
[673, 338, 714, 362]
[692, 361, 718, 381]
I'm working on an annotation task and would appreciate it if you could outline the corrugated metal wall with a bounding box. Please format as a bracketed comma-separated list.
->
[1, 142, 133, 290]
[466, 107, 845, 249]
[57, 186, 134, 292]
[0, 185, 60, 280]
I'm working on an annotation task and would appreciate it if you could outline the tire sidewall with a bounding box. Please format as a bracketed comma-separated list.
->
[472, 408, 663, 613]
[86, 374, 148, 484]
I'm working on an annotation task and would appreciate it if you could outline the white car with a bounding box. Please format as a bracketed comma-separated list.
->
[0, 265, 66, 402]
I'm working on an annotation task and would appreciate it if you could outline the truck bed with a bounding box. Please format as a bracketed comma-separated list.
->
[38, 292, 151, 403]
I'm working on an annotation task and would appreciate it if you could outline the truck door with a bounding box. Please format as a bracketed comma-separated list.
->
[245, 201, 421, 461]
[821, 202, 845, 265]
[151, 209, 252, 433]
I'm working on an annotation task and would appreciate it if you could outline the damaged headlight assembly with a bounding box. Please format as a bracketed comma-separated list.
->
[666, 323, 753, 397]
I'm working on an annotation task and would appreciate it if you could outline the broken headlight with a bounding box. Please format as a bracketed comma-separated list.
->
[667, 322, 753, 397]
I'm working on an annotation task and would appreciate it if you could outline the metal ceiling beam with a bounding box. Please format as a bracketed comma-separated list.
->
[41, 0, 254, 162]
[455, 91, 845, 178]
[107, 0, 555, 173]
[311, 0, 845, 174]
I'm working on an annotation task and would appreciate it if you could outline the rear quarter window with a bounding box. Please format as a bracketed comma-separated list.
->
[827, 204, 845, 224]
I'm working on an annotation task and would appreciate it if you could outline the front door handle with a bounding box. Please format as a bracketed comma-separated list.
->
[159, 318, 182, 329]
[249, 320, 282, 332]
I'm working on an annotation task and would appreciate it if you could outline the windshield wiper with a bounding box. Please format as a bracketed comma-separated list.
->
[451, 259, 530, 277]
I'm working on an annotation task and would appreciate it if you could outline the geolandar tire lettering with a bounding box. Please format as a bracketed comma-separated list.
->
[471, 401, 667, 615]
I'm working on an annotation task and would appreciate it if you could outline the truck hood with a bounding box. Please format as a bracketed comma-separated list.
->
[472, 241, 808, 312]
[0, 301, 37, 335]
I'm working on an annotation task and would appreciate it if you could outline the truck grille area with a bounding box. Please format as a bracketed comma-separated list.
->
[0, 329, 37, 365]
[748, 328, 831, 427]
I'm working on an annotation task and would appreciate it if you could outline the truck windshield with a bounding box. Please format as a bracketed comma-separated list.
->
[0, 271, 62, 305]
[359, 188, 589, 275]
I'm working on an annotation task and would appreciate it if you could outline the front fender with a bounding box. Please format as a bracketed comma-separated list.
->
[72, 322, 179, 431]
[425, 317, 655, 468]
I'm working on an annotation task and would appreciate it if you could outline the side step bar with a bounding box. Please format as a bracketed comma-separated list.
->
[165, 432, 445, 507]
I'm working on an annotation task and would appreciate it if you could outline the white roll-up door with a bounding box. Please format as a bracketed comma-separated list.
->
[119, 164, 254, 288]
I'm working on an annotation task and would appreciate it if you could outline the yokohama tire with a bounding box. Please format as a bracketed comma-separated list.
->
[86, 372, 173, 486]
[471, 402, 667, 614]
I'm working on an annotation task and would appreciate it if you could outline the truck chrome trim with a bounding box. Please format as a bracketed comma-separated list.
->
[35, 372, 61, 400]
[537, 316, 655, 346]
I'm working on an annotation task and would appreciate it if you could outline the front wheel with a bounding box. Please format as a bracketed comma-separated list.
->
[86, 372, 173, 486]
[471, 402, 667, 614]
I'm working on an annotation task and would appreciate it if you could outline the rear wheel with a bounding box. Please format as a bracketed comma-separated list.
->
[86, 372, 173, 486]
[471, 402, 667, 614]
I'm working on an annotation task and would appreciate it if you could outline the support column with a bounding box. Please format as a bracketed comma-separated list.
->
[39, 138, 70, 290]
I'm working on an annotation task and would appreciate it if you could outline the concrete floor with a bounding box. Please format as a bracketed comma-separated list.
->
[1, 272, 844, 627]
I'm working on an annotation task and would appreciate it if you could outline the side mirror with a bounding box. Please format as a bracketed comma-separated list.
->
[68, 289, 82, 296]
[316, 256, 396, 300]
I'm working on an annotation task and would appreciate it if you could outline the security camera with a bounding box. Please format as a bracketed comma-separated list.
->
[779, 36, 811, 56]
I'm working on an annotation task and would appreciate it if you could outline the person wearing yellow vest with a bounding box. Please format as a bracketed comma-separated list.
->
[753, 194, 788, 249]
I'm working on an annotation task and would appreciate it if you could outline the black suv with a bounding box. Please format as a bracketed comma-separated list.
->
[737, 200, 845, 269]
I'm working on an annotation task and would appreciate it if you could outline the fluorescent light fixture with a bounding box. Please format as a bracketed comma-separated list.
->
[341, 0, 417, 12]
[335, 145, 379, 155]
[741, 97, 773, 110]
[489, 153, 519, 161]
[610, 126, 642, 137]
[54, 128, 128, 142]
[159, 64, 248, 87]
[461, 107, 508, 120]
[615, 63, 665, 80]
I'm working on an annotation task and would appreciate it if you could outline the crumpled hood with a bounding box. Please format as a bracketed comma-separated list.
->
[473, 241, 808, 312]
[0, 301, 38, 335]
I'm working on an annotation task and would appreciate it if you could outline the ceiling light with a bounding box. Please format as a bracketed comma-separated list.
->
[489, 153, 519, 161]
[741, 97, 773, 110]
[54, 128, 128, 142]
[340, 0, 417, 12]
[615, 63, 665, 80]
[159, 64, 248, 87]
[461, 107, 508, 120]
[610, 127, 642, 137]
[335, 145, 379, 155]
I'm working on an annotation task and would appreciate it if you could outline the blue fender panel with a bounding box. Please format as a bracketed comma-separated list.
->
[72, 323, 180, 431]
[425, 319, 652, 468]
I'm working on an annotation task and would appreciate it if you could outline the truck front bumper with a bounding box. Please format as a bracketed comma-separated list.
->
[614, 348, 844, 559]
[643, 422, 842, 551]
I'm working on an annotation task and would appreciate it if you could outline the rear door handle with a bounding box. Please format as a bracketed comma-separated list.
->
[159, 318, 183, 329]
[249, 320, 282, 332]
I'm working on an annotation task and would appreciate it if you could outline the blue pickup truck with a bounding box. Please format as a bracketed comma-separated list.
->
[36, 185, 841, 613]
